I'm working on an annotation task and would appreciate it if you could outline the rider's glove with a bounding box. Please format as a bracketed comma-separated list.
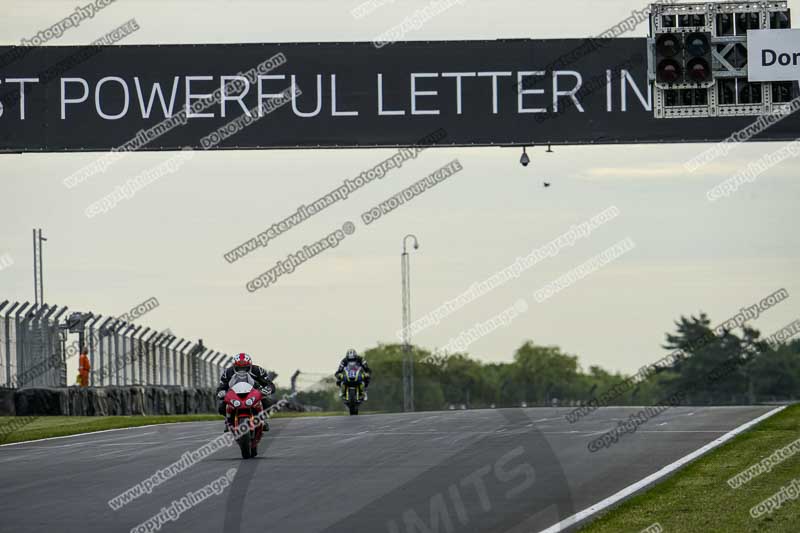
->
[217, 390, 226, 399]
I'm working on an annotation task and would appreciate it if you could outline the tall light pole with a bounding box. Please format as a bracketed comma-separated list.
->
[32, 228, 46, 305]
[401, 234, 419, 412]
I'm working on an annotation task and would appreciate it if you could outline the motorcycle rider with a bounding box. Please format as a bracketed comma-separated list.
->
[334, 349, 371, 399]
[216, 353, 276, 432]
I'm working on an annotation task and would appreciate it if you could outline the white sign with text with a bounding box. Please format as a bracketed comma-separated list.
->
[748, 29, 800, 82]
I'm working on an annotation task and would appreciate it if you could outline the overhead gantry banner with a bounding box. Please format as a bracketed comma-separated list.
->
[0, 39, 798, 153]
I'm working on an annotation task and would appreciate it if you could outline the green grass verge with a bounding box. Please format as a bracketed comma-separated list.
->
[0, 410, 381, 444]
[0, 415, 221, 445]
[580, 404, 800, 533]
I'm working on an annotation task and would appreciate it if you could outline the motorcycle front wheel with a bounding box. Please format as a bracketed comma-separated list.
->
[239, 432, 252, 459]
[347, 387, 358, 415]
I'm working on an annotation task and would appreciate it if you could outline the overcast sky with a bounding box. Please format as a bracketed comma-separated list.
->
[1, 0, 798, 388]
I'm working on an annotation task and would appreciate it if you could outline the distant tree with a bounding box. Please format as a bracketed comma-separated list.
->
[748, 339, 800, 400]
[512, 341, 582, 404]
[317, 316, 800, 414]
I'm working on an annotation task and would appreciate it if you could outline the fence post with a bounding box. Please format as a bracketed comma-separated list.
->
[0, 301, 7, 386]
[32, 305, 45, 386]
[204, 351, 215, 387]
[157, 335, 165, 385]
[109, 320, 122, 386]
[170, 337, 179, 385]
[85, 315, 101, 387]
[209, 351, 221, 386]
[37, 304, 55, 387]
[172, 338, 183, 385]
[119, 323, 131, 384]
[189, 340, 204, 387]
[202, 351, 210, 387]
[20, 304, 36, 388]
[128, 325, 142, 385]
[185, 342, 197, 387]
[185, 340, 194, 386]
[105, 319, 117, 385]
[3, 302, 19, 387]
[14, 303, 30, 388]
[97, 317, 113, 386]
[163, 337, 174, 385]
[108, 318, 123, 386]
[159, 335, 175, 385]
[155, 333, 164, 385]
[179, 340, 190, 386]
[177, 340, 189, 386]
[146, 332, 159, 385]
[19, 304, 37, 387]
[53, 306, 69, 387]
[214, 353, 228, 384]
[43, 305, 58, 386]
[202, 351, 211, 387]
[117, 322, 130, 385]
[177, 340, 186, 386]
[124, 323, 137, 385]
[169, 338, 179, 386]
[136, 327, 150, 385]
[195, 348, 204, 387]
[147, 331, 161, 385]
[42, 305, 54, 386]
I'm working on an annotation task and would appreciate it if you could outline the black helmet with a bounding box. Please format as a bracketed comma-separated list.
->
[345, 349, 358, 361]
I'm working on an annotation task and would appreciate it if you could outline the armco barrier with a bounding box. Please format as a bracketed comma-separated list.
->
[5, 386, 219, 416]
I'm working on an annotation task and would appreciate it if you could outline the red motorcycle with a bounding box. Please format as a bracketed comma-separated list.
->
[224, 371, 270, 459]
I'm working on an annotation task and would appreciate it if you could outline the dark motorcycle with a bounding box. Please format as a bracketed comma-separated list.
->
[340, 361, 366, 416]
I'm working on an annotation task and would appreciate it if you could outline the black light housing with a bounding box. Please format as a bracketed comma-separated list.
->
[656, 34, 684, 84]
[685, 32, 713, 83]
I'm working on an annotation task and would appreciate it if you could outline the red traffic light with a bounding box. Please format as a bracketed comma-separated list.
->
[687, 58, 711, 82]
[657, 59, 683, 83]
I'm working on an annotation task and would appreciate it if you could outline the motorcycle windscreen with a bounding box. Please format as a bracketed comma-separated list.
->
[230, 370, 255, 388]
[346, 361, 362, 377]
[231, 381, 254, 395]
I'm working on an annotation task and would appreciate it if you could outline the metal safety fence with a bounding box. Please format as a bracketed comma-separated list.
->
[0, 300, 230, 389]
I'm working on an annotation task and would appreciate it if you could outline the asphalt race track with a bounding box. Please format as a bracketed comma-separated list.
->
[0, 406, 776, 533]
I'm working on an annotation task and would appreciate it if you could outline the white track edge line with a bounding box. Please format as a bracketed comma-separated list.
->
[537, 406, 788, 533]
